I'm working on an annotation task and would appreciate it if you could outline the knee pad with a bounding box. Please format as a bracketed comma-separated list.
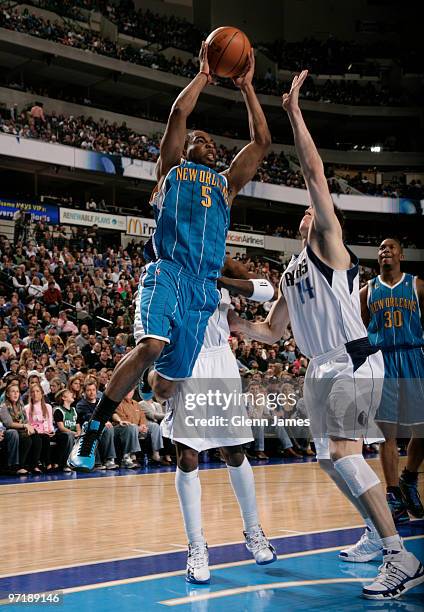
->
[333, 454, 380, 497]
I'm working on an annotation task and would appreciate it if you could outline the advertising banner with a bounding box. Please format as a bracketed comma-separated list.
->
[0, 197, 59, 224]
[126, 216, 157, 237]
[226, 231, 265, 248]
[59, 207, 127, 231]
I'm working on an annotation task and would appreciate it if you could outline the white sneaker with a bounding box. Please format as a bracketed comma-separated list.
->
[244, 526, 277, 565]
[186, 541, 210, 584]
[121, 454, 137, 469]
[339, 527, 383, 563]
[105, 459, 118, 470]
[363, 549, 424, 600]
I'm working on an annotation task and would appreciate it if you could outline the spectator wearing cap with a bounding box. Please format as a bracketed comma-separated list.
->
[24, 382, 56, 471]
[28, 329, 49, 357]
[25, 370, 49, 397]
[75, 379, 118, 470]
[53, 388, 79, 472]
[0, 381, 42, 474]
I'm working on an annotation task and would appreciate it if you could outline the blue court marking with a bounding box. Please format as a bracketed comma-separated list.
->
[3, 537, 423, 611]
[1, 523, 423, 604]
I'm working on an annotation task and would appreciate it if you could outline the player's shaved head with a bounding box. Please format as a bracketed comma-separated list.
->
[378, 237, 404, 271]
[184, 130, 216, 168]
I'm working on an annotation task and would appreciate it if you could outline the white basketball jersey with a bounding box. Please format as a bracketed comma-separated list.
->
[280, 243, 366, 358]
[201, 288, 231, 352]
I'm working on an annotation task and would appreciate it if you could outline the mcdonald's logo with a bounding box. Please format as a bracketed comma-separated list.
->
[126, 216, 156, 237]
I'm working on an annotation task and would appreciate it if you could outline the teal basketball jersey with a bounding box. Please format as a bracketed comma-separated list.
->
[150, 160, 230, 280]
[367, 273, 423, 349]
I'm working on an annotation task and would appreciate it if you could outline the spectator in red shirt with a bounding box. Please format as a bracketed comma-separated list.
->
[43, 281, 62, 315]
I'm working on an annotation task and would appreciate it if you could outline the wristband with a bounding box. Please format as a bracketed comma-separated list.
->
[250, 279, 275, 303]
[199, 71, 210, 81]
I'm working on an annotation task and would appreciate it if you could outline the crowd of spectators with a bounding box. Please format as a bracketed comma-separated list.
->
[2, 103, 423, 202]
[0, 6, 418, 107]
[0, 215, 389, 476]
[27, 2, 422, 75]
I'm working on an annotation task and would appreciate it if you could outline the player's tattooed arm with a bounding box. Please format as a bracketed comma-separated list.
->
[228, 290, 289, 343]
[156, 41, 212, 181]
[223, 49, 271, 204]
[359, 284, 371, 328]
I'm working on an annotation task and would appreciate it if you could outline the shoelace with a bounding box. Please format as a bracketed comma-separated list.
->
[78, 431, 98, 456]
[375, 561, 409, 588]
[246, 529, 268, 553]
[188, 544, 208, 569]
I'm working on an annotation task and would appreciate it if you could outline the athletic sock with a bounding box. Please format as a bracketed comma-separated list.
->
[381, 534, 404, 552]
[175, 467, 203, 544]
[91, 394, 121, 428]
[364, 517, 380, 540]
[227, 457, 259, 532]
[401, 468, 418, 484]
[387, 485, 402, 498]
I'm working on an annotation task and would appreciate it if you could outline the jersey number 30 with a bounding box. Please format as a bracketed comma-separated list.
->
[384, 309, 403, 328]
[296, 277, 315, 303]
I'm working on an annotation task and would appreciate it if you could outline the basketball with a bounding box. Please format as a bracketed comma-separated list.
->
[206, 26, 251, 79]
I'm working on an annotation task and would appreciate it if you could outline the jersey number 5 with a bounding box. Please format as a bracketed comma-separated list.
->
[296, 277, 315, 304]
[201, 185, 212, 208]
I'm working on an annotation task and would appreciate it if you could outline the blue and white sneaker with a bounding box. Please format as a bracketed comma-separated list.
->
[362, 549, 424, 600]
[339, 527, 383, 563]
[67, 420, 101, 472]
[244, 526, 277, 565]
[186, 541, 210, 584]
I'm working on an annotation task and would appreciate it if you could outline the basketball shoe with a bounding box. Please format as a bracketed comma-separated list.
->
[67, 420, 101, 472]
[186, 541, 210, 584]
[400, 470, 424, 518]
[244, 526, 277, 565]
[362, 549, 424, 599]
[387, 491, 410, 524]
[339, 527, 383, 563]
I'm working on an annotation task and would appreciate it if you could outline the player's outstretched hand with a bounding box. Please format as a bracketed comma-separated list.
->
[282, 69, 308, 113]
[198, 41, 212, 83]
[233, 48, 255, 90]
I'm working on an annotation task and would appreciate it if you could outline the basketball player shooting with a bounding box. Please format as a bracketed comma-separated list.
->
[360, 239, 424, 523]
[229, 70, 424, 600]
[68, 42, 271, 472]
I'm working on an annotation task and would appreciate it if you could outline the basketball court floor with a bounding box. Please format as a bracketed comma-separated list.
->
[1, 456, 423, 610]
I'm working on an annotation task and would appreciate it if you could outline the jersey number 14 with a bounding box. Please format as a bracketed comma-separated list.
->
[296, 277, 315, 303]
